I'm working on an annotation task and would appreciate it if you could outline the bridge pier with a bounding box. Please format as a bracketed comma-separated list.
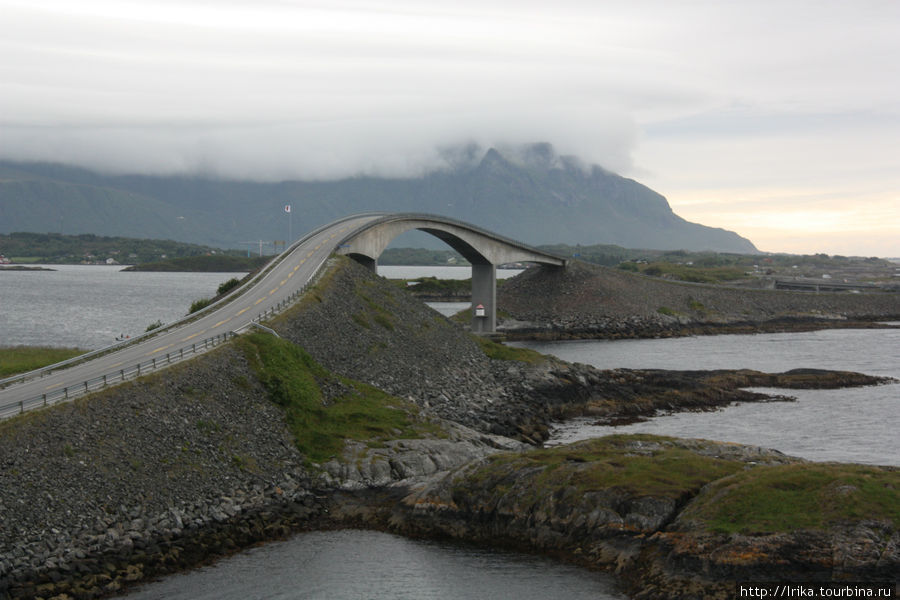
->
[338, 214, 567, 337]
[471, 263, 496, 334]
[350, 254, 378, 272]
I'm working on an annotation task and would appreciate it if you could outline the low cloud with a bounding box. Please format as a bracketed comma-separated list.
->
[2, 1, 898, 255]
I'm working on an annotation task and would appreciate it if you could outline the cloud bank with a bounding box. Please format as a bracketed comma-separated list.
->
[1, 0, 898, 255]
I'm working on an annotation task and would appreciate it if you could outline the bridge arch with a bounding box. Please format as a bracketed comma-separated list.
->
[335, 213, 566, 333]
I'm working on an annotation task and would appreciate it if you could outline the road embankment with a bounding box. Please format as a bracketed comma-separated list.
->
[1, 256, 896, 599]
[498, 261, 900, 339]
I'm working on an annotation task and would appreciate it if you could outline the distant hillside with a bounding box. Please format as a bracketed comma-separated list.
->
[0, 144, 757, 253]
[0, 231, 239, 265]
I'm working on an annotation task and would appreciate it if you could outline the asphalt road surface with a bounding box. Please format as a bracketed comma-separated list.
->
[0, 213, 384, 418]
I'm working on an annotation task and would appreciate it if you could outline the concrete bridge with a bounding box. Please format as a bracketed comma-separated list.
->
[335, 213, 567, 332]
[0, 213, 565, 418]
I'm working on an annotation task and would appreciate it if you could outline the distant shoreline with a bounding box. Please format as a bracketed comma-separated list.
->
[0, 265, 55, 272]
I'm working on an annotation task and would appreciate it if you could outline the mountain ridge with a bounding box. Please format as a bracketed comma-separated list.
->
[0, 144, 757, 253]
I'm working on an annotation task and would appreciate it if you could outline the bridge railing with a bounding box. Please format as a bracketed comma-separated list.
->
[336, 212, 568, 266]
[0, 213, 383, 393]
[0, 332, 235, 420]
[0, 253, 337, 420]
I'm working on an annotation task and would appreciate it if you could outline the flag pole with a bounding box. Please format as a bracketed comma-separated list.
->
[285, 204, 292, 242]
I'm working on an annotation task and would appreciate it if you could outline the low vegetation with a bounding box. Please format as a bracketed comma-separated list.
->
[0, 232, 246, 265]
[217, 277, 242, 295]
[379, 247, 468, 266]
[452, 434, 900, 536]
[235, 333, 442, 463]
[392, 276, 472, 297]
[454, 434, 744, 501]
[124, 254, 269, 272]
[679, 463, 900, 534]
[0, 346, 84, 377]
[635, 261, 748, 283]
[473, 336, 545, 364]
[189, 298, 213, 314]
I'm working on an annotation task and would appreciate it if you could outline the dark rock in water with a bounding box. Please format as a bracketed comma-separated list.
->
[1, 255, 895, 599]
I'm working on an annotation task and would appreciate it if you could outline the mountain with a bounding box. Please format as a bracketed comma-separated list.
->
[0, 144, 757, 253]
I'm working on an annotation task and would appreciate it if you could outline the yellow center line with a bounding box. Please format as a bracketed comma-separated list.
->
[109, 361, 123, 368]
[280, 278, 287, 285]
[213, 318, 230, 328]
[293, 265, 300, 271]
[236, 307, 249, 316]
[254, 297, 265, 305]
[287, 271, 293, 278]
[307, 251, 314, 257]
[269, 287, 278, 295]
[148, 343, 175, 355]
[181, 332, 200, 341]
[45, 382, 63, 390]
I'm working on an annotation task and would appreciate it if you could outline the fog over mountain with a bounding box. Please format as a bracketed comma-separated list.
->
[0, 143, 756, 254]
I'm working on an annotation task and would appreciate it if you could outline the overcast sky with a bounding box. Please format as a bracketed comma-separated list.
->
[2, 0, 898, 256]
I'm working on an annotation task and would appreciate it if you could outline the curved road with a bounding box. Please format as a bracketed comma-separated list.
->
[0, 213, 385, 417]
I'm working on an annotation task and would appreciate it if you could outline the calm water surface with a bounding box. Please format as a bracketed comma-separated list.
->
[4, 266, 897, 596]
[0, 265, 245, 350]
[513, 329, 900, 466]
[122, 530, 623, 600]
[3, 265, 621, 599]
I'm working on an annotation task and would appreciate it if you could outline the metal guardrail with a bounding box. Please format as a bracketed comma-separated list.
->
[0, 268, 327, 420]
[0, 332, 235, 420]
[0, 225, 348, 420]
[0, 213, 383, 393]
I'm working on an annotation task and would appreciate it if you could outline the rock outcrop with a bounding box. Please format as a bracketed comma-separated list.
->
[1, 256, 896, 599]
[389, 436, 899, 600]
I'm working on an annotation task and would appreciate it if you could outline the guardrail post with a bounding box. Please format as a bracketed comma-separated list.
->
[19, 400, 24, 414]
[103, 375, 107, 387]
[64, 387, 69, 399]
[137, 364, 141, 376]
[121, 369, 125, 381]
[152, 358, 157, 369]
[180, 348, 184, 360]
[84, 381, 89, 393]
[43, 394, 47, 406]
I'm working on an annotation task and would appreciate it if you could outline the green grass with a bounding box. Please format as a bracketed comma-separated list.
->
[189, 298, 213, 314]
[235, 333, 443, 463]
[473, 336, 545, 364]
[639, 262, 748, 283]
[0, 346, 85, 377]
[679, 463, 900, 534]
[456, 434, 744, 501]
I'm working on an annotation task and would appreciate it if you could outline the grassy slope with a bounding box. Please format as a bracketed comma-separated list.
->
[454, 434, 744, 502]
[234, 332, 443, 464]
[0, 346, 84, 377]
[453, 434, 900, 535]
[679, 462, 900, 534]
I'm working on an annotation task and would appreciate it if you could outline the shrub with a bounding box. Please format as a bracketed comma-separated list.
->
[189, 298, 212, 314]
[217, 277, 242, 296]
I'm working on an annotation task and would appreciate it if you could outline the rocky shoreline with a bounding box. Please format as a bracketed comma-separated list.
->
[497, 261, 900, 340]
[1, 257, 897, 600]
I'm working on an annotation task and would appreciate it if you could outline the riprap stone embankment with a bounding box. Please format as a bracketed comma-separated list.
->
[498, 261, 900, 338]
[1, 256, 896, 600]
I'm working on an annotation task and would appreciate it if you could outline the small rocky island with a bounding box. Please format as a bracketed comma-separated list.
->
[0, 257, 897, 600]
